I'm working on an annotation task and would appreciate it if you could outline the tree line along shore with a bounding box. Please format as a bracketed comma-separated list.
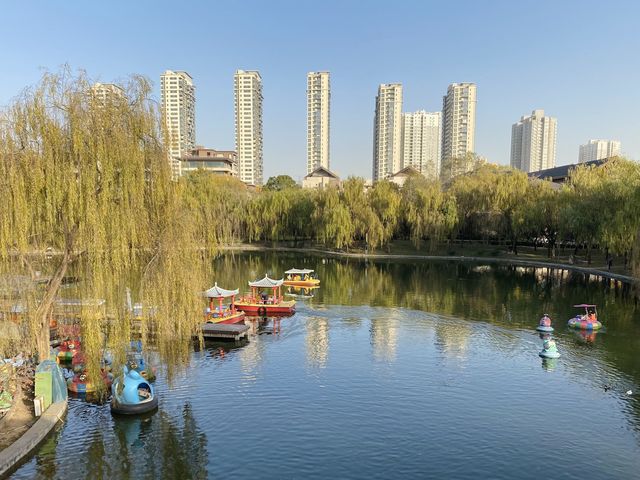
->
[184, 157, 640, 278]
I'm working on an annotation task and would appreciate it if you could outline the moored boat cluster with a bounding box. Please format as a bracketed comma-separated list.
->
[204, 268, 320, 324]
[535, 304, 603, 364]
[52, 268, 318, 416]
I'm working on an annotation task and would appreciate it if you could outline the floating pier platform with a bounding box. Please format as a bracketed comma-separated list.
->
[201, 323, 249, 341]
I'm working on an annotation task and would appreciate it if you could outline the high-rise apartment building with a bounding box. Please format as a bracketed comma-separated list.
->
[401, 111, 441, 179]
[373, 83, 403, 181]
[578, 139, 621, 163]
[160, 70, 196, 179]
[234, 70, 263, 186]
[307, 72, 331, 175]
[441, 83, 476, 164]
[510, 109, 557, 173]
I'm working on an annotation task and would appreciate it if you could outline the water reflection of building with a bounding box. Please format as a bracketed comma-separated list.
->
[238, 333, 266, 380]
[306, 317, 329, 367]
[370, 312, 399, 362]
[434, 321, 471, 360]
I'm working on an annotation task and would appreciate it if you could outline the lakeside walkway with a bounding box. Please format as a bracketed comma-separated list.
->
[221, 244, 638, 285]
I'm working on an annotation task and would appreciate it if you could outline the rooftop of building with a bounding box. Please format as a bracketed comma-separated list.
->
[162, 70, 193, 79]
[92, 82, 124, 91]
[583, 139, 621, 144]
[390, 166, 421, 178]
[235, 70, 262, 78]
[528, 158, 607, 182]
[304, 166, 339, 179]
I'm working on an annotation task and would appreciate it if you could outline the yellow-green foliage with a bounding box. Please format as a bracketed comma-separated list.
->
[0, 68, 207, 384]
[401, 176, 458, 249]
[181, 171, 251, 250]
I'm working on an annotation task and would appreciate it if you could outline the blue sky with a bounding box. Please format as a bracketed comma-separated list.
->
[2, 0, 639, 180]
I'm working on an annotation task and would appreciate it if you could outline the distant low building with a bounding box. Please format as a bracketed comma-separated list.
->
[180, 147, 237, 177]
[528, 158, 606, 184]
[388, 165, 421, 187]
[302, 166, 340, 189]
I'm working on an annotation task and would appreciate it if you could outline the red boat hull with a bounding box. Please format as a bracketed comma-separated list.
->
[235, 303, 295, 316]
[217, 314, 246, 324]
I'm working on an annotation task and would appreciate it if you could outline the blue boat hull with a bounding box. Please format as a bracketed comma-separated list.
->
[111, 395, 158, 415]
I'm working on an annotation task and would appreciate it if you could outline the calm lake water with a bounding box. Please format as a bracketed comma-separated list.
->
[10, 252, 640, 479]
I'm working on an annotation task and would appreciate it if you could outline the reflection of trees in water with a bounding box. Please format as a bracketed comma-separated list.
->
[110, 404, 208, 480]
[306, 317, 329, 367]
[213, 253, 639, 360]
[33, 426, 60, 479]
[38, 404, 209, 480]
[213, 252, 640, 426]
[210, 253, 299, 292]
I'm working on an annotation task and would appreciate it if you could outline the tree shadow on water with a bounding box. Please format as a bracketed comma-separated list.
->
[79, 403, 208, 480]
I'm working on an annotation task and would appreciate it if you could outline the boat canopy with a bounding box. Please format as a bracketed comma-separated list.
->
[285, 268, 314, 275]
[203, 282, 239, 298]
[573, 304, 597, 308]
[248, 275, 284, 288]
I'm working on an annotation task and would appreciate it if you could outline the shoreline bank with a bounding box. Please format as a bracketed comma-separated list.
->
[0, 400, 67, 479]
[219, 244, 638, 285]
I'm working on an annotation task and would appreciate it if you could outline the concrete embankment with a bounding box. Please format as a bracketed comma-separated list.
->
[220, 244, 638, 285]
[0, 400, 67, 478]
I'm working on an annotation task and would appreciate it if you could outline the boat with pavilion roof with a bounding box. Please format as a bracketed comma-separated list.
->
[284, 268, 320, 287]
[235, 275, 296, 316]
[203, 283, 245, 324]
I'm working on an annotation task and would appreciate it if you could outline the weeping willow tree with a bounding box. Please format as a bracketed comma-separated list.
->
[181, 171, 251, 248]
[369, 180, 401, 248]
[401, 176, 458, 249]
[0, 68, 208, 382]
[312, 186, 354, 249]
[340, 177, 384, 250]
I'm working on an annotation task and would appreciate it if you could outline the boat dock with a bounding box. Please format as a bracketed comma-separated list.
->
[201, 323, 249, 341]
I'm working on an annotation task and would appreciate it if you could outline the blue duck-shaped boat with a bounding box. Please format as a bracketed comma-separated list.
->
[111, 365, 158, 415]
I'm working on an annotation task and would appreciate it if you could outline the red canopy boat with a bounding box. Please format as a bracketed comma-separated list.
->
[203, 283, 245, 324]
[235, 275, 296, 316]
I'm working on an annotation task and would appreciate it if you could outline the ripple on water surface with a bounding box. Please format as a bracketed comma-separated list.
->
[10, 304, 640, 480]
